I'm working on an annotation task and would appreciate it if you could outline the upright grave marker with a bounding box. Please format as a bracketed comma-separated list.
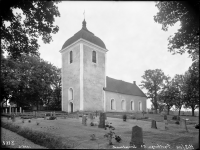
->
[20, 107, 22, 113]
[164, 115, 168, 130]
[151, 120, 157, 129]
[98, 112, 106, 128]
[181, 119, 188, 132]
[130, 126, 144, 150]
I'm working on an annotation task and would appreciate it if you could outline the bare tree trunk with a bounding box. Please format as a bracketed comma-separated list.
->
[191, 106, 195, 116]
[167, 106, 170, 115]
[178, 106, 181, 116]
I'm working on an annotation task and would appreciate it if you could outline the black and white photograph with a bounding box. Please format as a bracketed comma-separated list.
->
[1, 1, 199, 149]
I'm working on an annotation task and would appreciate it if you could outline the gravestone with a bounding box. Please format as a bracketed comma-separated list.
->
[164, 115, 168, 130]
[151, 120, 157, 129]
[180, 119, 188, 131]
[20, 107, 22, 113]
[98, 113, 106, 128]
[12, 114, 16, 122]
[82, 115, 87, 126]
[129, 126, 144, 150]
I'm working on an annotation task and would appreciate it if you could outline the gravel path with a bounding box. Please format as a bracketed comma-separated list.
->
[1, 127, 47, 149]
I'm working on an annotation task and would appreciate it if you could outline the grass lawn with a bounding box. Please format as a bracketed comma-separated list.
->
[1, 111, 199, 149]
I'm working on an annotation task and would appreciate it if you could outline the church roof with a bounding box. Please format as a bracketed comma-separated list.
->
[62, 19, 106, 49]
[104, 76, 147, 98]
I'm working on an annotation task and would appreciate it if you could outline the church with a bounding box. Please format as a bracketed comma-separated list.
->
[60, 19, 147, 113]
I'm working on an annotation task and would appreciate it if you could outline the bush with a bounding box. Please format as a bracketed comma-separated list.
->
[48, 116, 56, 120]
[175, 121, 180, 125]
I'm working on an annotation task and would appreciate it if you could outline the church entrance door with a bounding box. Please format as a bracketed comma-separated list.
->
[70, 102, 73, 113]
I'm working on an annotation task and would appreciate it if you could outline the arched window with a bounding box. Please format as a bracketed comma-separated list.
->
[111, 99, 115, 110]
[131, 101, 134, 110]
[70, 51, 73, 63]
[92, 51, 96, 63]
[138, 102, 142, 111]
[121, 100, 125, 110]
[68, 88, 73, 100]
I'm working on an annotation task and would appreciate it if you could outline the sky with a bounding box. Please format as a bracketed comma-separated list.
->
[37, 1, 193, 109]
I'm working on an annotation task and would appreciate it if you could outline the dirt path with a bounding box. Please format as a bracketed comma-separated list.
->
[1, 127, 47, 149]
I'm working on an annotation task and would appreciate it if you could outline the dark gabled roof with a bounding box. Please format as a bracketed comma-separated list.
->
[104, 76, 147, 97]
[62, 19, 106, 49]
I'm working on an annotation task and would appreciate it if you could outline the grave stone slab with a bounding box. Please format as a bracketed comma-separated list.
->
[129, 126, 144, 150]
[98, 113, 106, 128]
[164, 115, 168, 130]
[20, 107, 22, 113]
[151, 120, 157, 129]
[12, 114, 16, 122]
[180, 119, 188, 131]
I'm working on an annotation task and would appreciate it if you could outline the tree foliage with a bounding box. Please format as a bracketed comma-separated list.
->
[140, 69, 167, 113]
[0, 0, 60, 58]
[154, 1, 199, 61]
[159, 76, 179, 115]
[171, 74, 186, 115]
[1, 55, 61, 110]
[182, 61, 199, 116]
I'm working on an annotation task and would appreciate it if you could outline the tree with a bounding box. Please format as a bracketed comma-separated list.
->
[154, 1, 199, 61]
[159, 76, 179, 115]
[172, 74, 186, 116]
[140, 69, 167, 114]
[183, 61, 199, 116]
[0, 0, 60, 58]
[1, 55, 61, 110]
[1, 55, 21, 107]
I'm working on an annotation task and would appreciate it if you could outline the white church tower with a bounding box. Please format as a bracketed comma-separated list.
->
[60, 19, 108, 113]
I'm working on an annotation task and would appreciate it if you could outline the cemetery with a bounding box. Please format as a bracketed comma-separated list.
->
[1, 110, 199, 149]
